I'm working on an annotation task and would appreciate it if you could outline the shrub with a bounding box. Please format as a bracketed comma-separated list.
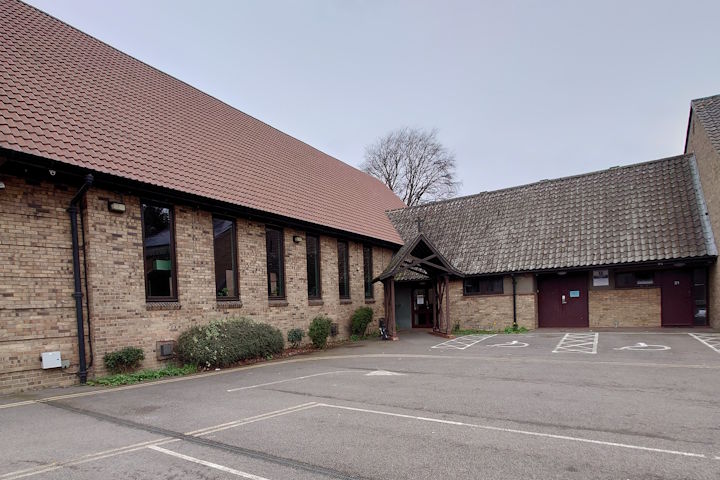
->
[103, 346, 145, 374]
[308, 315, 332, 349]
[176, 317, 284, 368]
[287, 328, 305, 348]
[350, 307, 374, 336]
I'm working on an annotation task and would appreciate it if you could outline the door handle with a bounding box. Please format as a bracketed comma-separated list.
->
[561, 294, 567, 304]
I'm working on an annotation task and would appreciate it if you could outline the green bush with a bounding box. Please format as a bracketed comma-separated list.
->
[103, 346, 145, 374]
[176, 317, 284, 368]
[308, 315, 332, 349]
[287, 328, 305, 348]
[350, 307, 374, 336]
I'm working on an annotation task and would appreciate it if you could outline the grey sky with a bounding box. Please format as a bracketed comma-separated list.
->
[26, 0, 720, 196]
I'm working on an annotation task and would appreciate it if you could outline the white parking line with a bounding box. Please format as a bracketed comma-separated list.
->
[688, 333, 720, 353]
[227, 371, 356, 392]
[431, 334, 496, 350]
[317, 403, 713, 461]
[0, 403, 318, 480]
[552, 333, 598, 354]
[149, 445, 271, 479]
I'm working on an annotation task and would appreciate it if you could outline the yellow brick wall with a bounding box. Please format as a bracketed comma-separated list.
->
[0, 172, 394, 392]
[588, 288, 661, 328]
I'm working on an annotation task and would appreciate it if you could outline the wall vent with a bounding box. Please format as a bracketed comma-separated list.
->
[156, 340, 175, 360]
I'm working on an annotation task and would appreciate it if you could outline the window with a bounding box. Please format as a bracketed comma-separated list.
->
[615, 271, 654, 288]
[141, 201, 177, 301]
[266, 227, 285, 298]
[213, 216, 238, 299]
[337, 240, 350, 299]
[363, 245, 373, 299]
[463, 276, 503, 295]
[306, 234, 321, 299]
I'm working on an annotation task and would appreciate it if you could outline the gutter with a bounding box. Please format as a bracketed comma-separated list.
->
[68, 174, 93, 384]
[511, 274, 517, 329]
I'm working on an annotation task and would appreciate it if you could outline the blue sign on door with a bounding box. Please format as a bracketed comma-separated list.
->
[569, 290, 580, 298]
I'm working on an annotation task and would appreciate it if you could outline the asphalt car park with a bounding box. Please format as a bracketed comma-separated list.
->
[1, 329, 719, 480]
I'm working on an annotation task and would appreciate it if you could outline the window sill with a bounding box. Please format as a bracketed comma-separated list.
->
[364, 298, 376, 304]
[308, 299, 324, 306]
[146, 301, 181, 311]
[339, 298, 352, 305]
[268, 299, 289, 307]
[217, 300, 243, 309]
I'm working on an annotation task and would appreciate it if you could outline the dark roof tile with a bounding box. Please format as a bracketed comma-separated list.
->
[387, 155, 717, 275]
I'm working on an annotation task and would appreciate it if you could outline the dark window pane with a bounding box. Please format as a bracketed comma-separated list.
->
[463, 276, 503, 295]
[615, 271, 654, 288]
[213, 217, 237, 298]
[142, 202, 176, 299]
[307, 235, 321, 299]
[338, 241, 350, 299]
[363, 245, 373, 299]
[266, 227, 284, 298]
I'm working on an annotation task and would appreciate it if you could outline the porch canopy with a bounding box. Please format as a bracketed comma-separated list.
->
[374, 234, 462, 338]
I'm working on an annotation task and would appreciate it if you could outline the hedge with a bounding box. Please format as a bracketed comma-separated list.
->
[350, 307, 373, 336]
[176, 317, 284, 368]
[103, 346, 145, 374]
[308, 315, 332, 349]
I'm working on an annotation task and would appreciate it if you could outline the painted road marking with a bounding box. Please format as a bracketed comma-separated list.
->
[149, 445, 272, 480]
[614, 343, 671, 351]
[0, 403, 320, 480]
[552, 333, 598, 354]
[227, 371, 355, 392]
[486, 340, 529, 348]
[365, 370, 405, 376]
[431, 334, 496, 350]
[317, 403, 714, 461]
[688, 333, 720, 353]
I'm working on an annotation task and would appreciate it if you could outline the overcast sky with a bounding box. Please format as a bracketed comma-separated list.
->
[26, 0, 720, 196]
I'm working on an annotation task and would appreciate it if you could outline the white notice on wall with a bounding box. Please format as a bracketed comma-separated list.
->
[417, 294, 424, 305]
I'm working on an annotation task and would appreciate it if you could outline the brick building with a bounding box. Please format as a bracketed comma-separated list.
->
[0, 0, 403, 392]
[0, 0, 719, 393]
[378, 155, 717, 335]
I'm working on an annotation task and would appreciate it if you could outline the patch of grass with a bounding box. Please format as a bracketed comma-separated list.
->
[350, 330, 381, 342]
[87, 364, 197, 387]
[453, 326, 529, 336]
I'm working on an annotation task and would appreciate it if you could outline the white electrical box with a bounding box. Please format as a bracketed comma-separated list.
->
[41, 351, 62, 369]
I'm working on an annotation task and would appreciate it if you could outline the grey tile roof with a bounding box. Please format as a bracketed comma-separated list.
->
[692, 94, 720, 152]
[386, 154, 717, 276]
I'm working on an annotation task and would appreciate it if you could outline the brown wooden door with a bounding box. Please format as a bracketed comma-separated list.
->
[659, 270, 694, 326]
[538, 274, 588, 327]
[412, 288, 432, 328]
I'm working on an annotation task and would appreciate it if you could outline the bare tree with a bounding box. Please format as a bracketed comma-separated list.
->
[362, 127, 460, 206]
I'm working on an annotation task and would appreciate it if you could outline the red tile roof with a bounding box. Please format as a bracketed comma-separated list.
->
[0, 0, 405, 244]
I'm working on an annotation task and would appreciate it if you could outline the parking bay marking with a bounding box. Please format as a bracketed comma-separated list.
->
[0, 402, 321, 480]
[317, 403, 715, 461]
[688, 333, 720, 353]
[431, 334, 496, 350]
[552, 333, 598, 354]
[614, 342, 671, 351]
[486, 340, 529, 348]
[149, 445, 272, 480]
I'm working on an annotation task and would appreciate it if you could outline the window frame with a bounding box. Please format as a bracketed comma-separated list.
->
[462, 275, 504, 296]
[363, 244, 374, 299]
[615, 271, 655, 289]
[337, 240, 351, 299]
[212, 215, 239, 301]
[306, 233, 322, 300]
[265, 226, 286, 300]
[140, 199, 179, 302]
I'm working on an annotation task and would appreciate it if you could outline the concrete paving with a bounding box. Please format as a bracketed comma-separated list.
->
[1, 330, 719, 479]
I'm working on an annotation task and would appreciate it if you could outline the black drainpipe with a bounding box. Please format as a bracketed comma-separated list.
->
[511, 274, 518, 330]
[68, 174, 93, 383]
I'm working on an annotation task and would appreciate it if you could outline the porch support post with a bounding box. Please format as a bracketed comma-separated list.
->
[432, 277, 438, 332]
[444, 274, 450, 334]
[389, 277, 397, 339]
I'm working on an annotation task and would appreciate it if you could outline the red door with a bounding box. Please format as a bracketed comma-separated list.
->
[538, 274, 588, 327]
[659, 270, 694, 327]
